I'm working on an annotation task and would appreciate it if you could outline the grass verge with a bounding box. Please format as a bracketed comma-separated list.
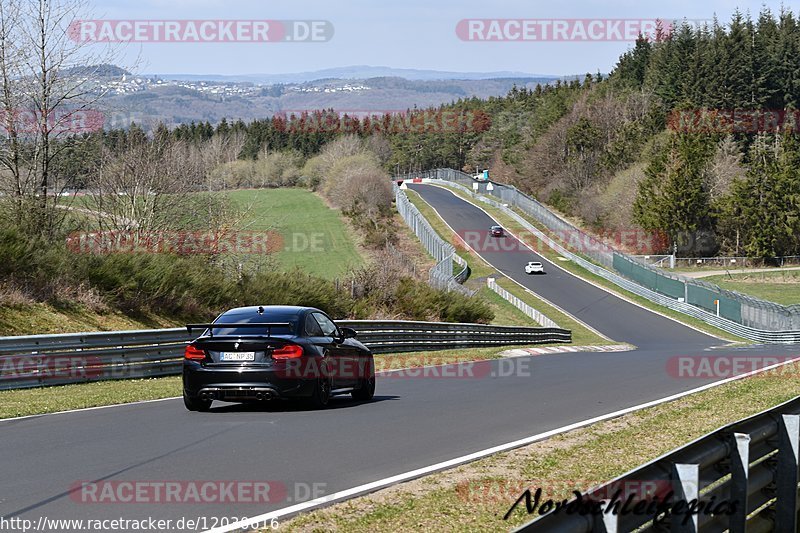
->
[704, 271, 800, 306]
[438, 185, 748, 344]
[228, 188, 365, 279]
[0, 376, 183, 420]
[670, 265, 800, 274]
[276, 363, 800, 532]
[493, 277, 613, 346]
[0, 302, 180, 336]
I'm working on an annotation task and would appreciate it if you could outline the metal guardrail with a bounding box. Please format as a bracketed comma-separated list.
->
[515, 394, 800, 532]
[393, 182, 474, 296]
[0, 321, 571, 390]
[419, 174, 800, 344]
[487, 278, 560, 329]
[453, 253, 471, 284]
[422, 168, 800, 332]
[343, 320, 570, 353]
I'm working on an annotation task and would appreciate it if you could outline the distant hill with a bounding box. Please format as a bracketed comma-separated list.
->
[147, 65, 560, 84]
[65, 64, 131, 78]
[96, 71, 569, 129]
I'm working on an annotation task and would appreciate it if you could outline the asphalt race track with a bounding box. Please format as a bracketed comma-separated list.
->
[408, 183, 712, 350]
[1, 183, 798, 532]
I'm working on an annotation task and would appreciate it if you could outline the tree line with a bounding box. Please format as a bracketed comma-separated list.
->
[615, 9, 800, 258]
[5, 3, 800, 259]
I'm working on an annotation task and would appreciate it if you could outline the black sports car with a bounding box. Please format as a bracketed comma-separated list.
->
[182, 305, 375, 411]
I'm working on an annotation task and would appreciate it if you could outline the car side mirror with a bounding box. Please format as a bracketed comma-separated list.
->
[339, 327, 357, 339]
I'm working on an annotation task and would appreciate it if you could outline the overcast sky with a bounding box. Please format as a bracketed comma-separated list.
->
[86, 0, 796, 76]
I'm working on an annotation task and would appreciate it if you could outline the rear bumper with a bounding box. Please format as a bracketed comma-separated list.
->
[182, 362, 316, 401]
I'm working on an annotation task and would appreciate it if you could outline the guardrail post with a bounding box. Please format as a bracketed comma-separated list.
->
[775, 414, 800, 532]
[729, 432, 750, 533]
[592, 500, 618, 532]
[671, 463, 699, 533]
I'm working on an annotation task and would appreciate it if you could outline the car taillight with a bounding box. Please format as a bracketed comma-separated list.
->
[184, 345, 207, 361]
[272, 345, 303, 360]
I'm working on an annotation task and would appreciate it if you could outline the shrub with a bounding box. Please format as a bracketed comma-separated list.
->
[437, 290, 494, 323]
[0, 226, 493, 325]
[241, 270, 352, 319]
[393, 279, 493, 323]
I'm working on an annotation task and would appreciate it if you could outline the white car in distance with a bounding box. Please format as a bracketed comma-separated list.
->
[525, 261, 545, 274]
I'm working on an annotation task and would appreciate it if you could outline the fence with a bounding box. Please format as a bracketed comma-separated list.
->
[673, 256, 800, 269]
[632, 254, 676, 268]
[444, 177, 800, 342]
[398, 169, 615, 268]
[383, 241, 418, 278]
[487, 278, 559, 328]
[394, 182, 473, 296]
[0, 320, 572, 391]
[515, 394, 800, 532]
[614, 254, 800, 332]
[409, 169, 800, 339]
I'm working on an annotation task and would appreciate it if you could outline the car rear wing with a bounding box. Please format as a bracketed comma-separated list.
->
[186, 323, 292, 338]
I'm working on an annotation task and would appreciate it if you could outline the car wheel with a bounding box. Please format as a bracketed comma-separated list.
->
[183, 391, 212, 412]
[352, 360, 375, 401]
[307, 377, 332, 409]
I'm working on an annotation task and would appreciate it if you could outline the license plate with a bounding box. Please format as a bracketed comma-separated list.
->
[221, 352, 255, 362]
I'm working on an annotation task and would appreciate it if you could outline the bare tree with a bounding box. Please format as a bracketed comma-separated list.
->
[0, 0, 122, 237]
[0, 0, 23, 209]
[317, 135, 363, 173]
[363, 134, 392, 166]
[706, 136, 745, 202]
[202, 130, 246, 190]
[90, 133, 220, 235]
[89, 132, 264, 272]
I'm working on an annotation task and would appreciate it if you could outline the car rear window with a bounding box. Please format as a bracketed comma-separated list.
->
[209, 310, 300, 336]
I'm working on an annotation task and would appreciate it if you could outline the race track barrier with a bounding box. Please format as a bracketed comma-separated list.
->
[0, 321, 571, 390]
[515, 394, 800, 532]
[406, 170, 800, 343]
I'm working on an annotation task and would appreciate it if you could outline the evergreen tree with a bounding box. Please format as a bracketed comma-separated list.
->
[774, 9, 800, 109]
[726, 133, 800, 258]
[633, 133, 718, 254]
